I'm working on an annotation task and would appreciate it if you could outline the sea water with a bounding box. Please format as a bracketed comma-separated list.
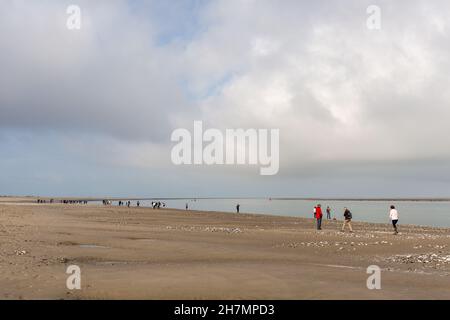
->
[139, 198, 450, 228]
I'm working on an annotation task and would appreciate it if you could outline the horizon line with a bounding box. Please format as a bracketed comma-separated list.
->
[6, 195, 450, 202]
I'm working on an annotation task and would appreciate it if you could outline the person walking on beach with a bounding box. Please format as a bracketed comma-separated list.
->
[185, 203, 188, 210]
[313, 206, 317, 218]
[326, 206, 331, 220]
[137, 201, 140, 207]
[236, 204, 240, 213]
[341, 207, 353, 233]
[389, 205, 399, 235]
[315, 204, 323, 230]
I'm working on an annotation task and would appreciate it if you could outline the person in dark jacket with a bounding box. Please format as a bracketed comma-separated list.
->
[341, 207, 353, 233]
[326, 206, 331, 219]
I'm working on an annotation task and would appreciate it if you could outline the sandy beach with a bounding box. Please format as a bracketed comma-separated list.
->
[1, 197, 450, 300]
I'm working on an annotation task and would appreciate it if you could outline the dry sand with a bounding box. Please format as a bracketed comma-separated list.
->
[1, 198, 450, 299]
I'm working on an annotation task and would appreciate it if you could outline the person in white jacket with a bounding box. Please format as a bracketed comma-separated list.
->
[389, 205, 399, 235]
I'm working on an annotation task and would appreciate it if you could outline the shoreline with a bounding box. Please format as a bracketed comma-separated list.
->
[1, 197, 449, 230]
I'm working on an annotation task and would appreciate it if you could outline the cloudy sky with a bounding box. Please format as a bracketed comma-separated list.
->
[1, 0, 450, 198]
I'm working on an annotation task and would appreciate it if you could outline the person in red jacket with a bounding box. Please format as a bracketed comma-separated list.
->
[315, 204, 323, 230]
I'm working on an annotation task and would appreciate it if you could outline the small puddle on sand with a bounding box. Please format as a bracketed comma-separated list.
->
[311, 263, 361, 270]
[135, 239, 156, 242]
[95, 261, 129, 266]
[78, 244, 109, 249]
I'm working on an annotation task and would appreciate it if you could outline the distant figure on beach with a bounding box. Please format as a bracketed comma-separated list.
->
[326, 206, 331, 220]
[315, 204, 323, 230]
[186, 203, 188, 210]
[341, 207, 353, 233]
[137, 201, 140, 207]
[389, 205, 399, 235]
[236, 204, 240, 213]
[313, 206, 317, 218]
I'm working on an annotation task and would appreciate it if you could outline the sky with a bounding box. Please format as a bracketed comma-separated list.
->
[1, 0, 450, 198]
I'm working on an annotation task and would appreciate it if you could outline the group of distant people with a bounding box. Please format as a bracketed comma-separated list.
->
[37, 199, 52, 204]
[314, 204, 400, 235]
[151, 201, 165, 209]
[116, 200, 164, 208]
[37, 199, 88, 204]
[117, 200, 132, 207]
[37, 198, 168, 209]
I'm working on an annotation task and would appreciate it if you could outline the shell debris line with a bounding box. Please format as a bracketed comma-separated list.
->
[276, 240, 393, 250]
[386, 253, 450, 269]
[165, 225, 242, 234]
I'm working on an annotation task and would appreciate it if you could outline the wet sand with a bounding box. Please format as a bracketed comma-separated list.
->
[1, 198, 450, 299]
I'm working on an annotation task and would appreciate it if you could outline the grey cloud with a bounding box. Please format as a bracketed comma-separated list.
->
[2, 0, 450, 196]
[0, 0, 191, 143]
